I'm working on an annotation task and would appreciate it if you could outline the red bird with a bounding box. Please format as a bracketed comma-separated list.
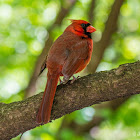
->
[36, 19, 96, 124]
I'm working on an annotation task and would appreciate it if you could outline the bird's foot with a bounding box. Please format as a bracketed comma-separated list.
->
[70, 76, 79, 84]
[61, 76, 70, 84]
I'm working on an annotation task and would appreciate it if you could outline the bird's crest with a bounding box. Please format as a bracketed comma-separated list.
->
[68, 19, 89, 24]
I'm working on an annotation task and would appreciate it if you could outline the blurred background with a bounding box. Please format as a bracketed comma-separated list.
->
[0, 0, 140, 139]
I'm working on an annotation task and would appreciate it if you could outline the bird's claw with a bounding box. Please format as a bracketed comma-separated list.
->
[70, 76, 79, 84]
[59, 77, 69, 85]
[60, 76, 80, 85]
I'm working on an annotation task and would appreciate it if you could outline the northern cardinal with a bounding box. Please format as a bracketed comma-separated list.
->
[36, 19, 96, 124]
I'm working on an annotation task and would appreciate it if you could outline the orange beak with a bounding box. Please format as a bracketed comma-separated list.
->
[86, 25, 96, 33]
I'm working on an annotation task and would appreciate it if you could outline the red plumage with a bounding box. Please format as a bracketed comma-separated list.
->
[36, 19, 96, 124]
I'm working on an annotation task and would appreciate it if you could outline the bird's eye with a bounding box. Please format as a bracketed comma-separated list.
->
[81, 23, 91, 28]
[81, 23, 86, 28]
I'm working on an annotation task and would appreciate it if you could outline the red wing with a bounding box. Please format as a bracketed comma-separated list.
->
[62, 41, 89, 77]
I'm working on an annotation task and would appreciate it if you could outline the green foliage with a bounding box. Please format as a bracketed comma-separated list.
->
[0, 0, 140, 139]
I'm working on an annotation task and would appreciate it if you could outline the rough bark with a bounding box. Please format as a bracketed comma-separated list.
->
[0, 61, 140, 140]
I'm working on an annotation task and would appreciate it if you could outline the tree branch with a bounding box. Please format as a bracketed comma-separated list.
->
[0, 61, 140, 140]
[88, 0, 96, 24]
[87, 0, 124, 73]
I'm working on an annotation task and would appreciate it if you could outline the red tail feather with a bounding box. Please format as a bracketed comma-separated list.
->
[36, 72, 59, 124]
